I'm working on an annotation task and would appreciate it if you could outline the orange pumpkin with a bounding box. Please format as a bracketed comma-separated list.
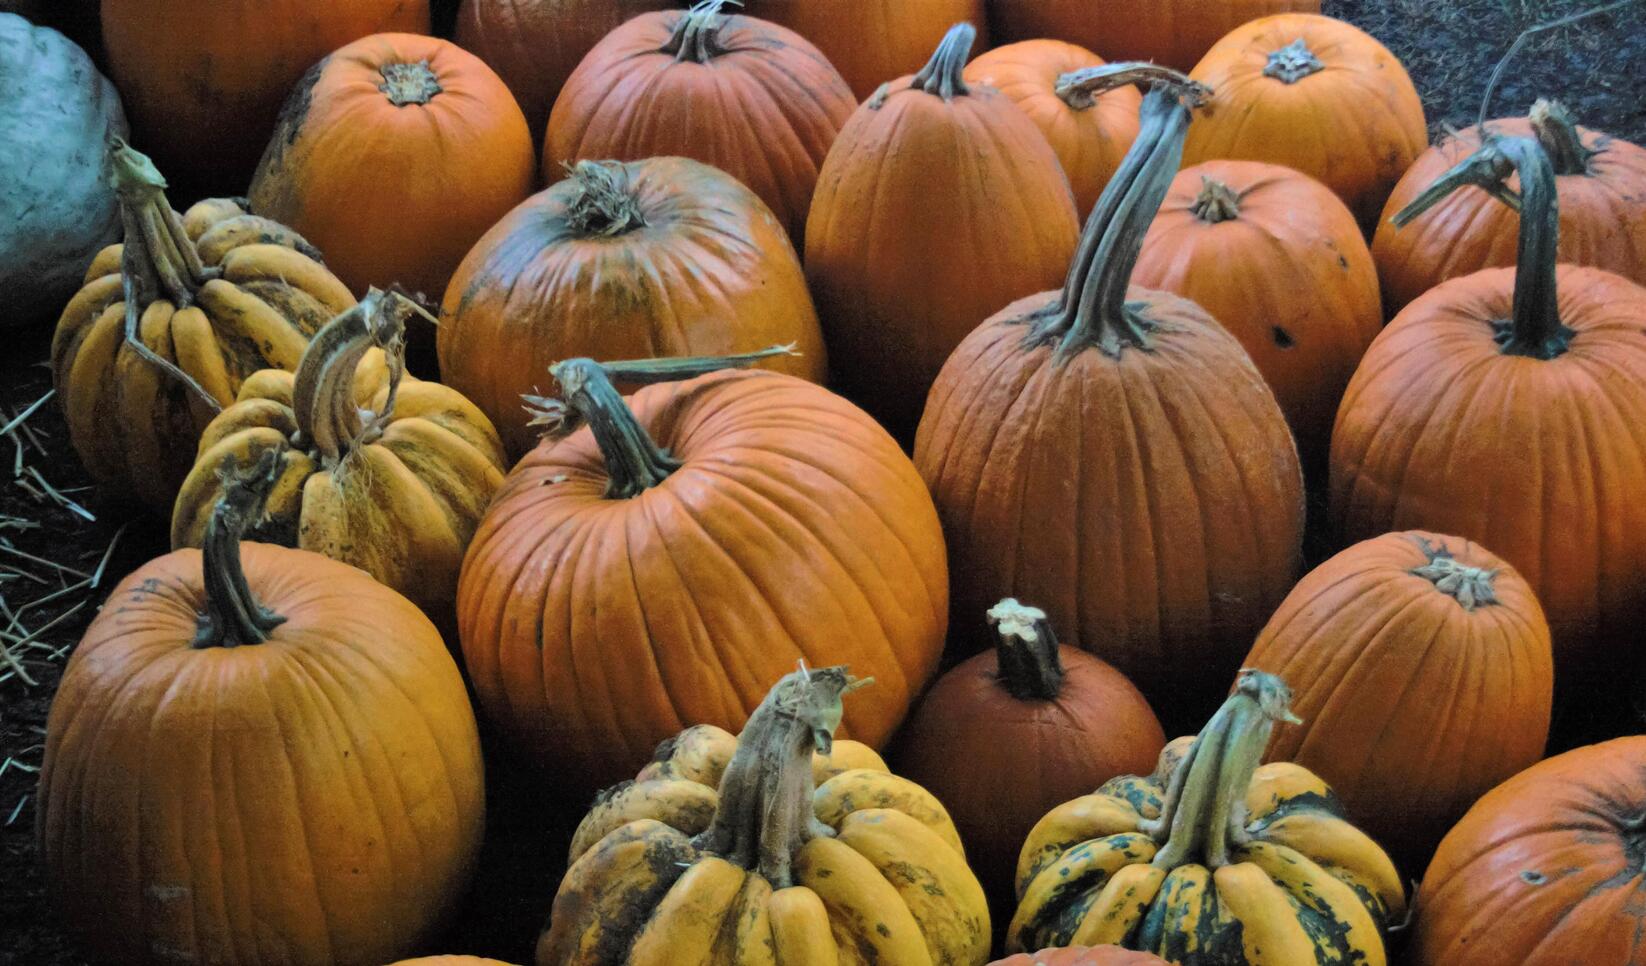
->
[100, 0, 429, 193]
[963, 39, 1142, 217]
[1375, 99, 1646, 315]
[986, 0, 1320, 70]
[806, 22, 1079, 440]
[438, 158, 826, 456]
[990, 947, 1169, 966]
[1132, 159, 1382, 468]
[743, 0, 987, 100]
[1244, 531, 1554, 869]
[1184, 13, 1426, 225]
[544, 2, 855, 248]
[456, 350, 948, 790]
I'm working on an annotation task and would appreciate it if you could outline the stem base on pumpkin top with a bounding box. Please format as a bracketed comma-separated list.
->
[661, 0, 732, 63]
[1527, 99, 1593, 176]
[1409, 537, 1499, 611]
[291, 287, 418, 466]
[911, 22, 976, 101]
[562, 161, 648, 238]
[192, 448, 289, 649]
[988, 599, 1064, 701]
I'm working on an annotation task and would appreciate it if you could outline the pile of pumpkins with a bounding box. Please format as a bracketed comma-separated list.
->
[8, 0, 1646, 964]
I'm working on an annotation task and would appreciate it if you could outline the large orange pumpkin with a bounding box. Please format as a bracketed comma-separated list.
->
[1132, 159, 1382, 468]
[456, 350, 948, 790]
[914, 71, 1304, 732]
[986, 0, 1321, 70]
[806, 22, 1079, 440]
[544, 2, 855, 248]
[1244, 531, 1554, 869]
[1184, 13, 1426, 225]
[36, 451, 485, 966]
[1414, 736, 1646, 964]
[963, 39, 1142, 217]
[743, 0, 987, 100]
[100, 0, 429, 193]
[439, 157, 826, 456]
[1375, 99, 1646, 315]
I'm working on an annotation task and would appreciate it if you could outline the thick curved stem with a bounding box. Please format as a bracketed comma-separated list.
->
[291, 288, 413, 466]
[1055, 62, 1213, 111]
[561, 161, 647, 238]
[1528, 99, 1593, 176]
[660, 0, 732, 63]
[1409, 536, 1499, 611]
[912, 22, 975, 100]
[192, 448, 288, 648]
[1191, 176, 1242, 223]
[987, 599, 1064, 701]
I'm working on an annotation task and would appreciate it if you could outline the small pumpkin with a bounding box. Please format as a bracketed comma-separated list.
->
[52, 140, 354, 514]
[1132, 159, 1382, 468]
[1414, 736, 1646, 965]
[1243, 531, 1554, 870]
[806, 22, 1079, 440]
[539, 666, 991, 966]
[743, 0, 987, 100]
[456, 349, 948, 790]
[1184, 13, 1427, 225]
[0, 14, 127, 327]
[1375, 99, 1646, 315]
[963, 39, 1142, 217]
[439, 158, 826, 456]
[544, 1, 855, 248]
[36, 450, 486, 966]
[892, 600, 1165, 928]
[171, 287, 507, 623]
[985, 0, 1321, 70]
[1009, 670, 1406, 963]
[990, 947, 1168, 966]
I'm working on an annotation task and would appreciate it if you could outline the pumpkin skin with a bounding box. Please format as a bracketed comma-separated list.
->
[986, 0, 1321, 70]
[963, 40, 1142, 218]
[0, 15, 127, 328]
[540, 667, 991, 966]
[543, 6, 855, 248]
[1375, 101, 1646, 316]
[1132, 159, 1382, 468]
[807, 23, 1080, 440]
[100, 0, 430, 193]
[390, 959, 519, 966]
[743, 0, 987, 100]
[990, 947, 1168, 966]
[457, 360, 948, 790]
[1184, 13, 1427, 225]
[1243, 531, 1554, 871]
[1414, 736, 1646, 965]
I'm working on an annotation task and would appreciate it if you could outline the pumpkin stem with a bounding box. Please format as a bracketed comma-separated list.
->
[988, 599, 1064, 701]
[1263, 38, 1324, 84]
[912, 23, 975, 100]
[291, 287, 419, 466]
[1410, 536, 1499, 611]
[193, 448, 289, 649]
[1527, 98, 1593, 176]
[379, 60, 443, 106]
[1054, 61, 1208, 111]
[1392, 135, 1570, 359]
[1191, 176, 1242, 223]
[660, 0, 736, 63]
[562, 160, 648, 238]
[1143, 670, 1300, 869]
[692, 665, 871, 888]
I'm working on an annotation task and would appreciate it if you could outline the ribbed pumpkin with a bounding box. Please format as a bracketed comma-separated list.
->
[171, 288, 507, 622]
[743, 0, 987, 100]
[1375, 99, 1646, 315]
[456, 350, 948, 790]
[892, 600, 1165, 928]
[439, 158, 826, 456]
[991, 946, 1169, 966]
[36, 451, 485, 966]
[1414, 736, 1646, 965]
[986, 0, 1321, 70]
[1132, 159, 1382, 468]
[540, 666, 991, 966]
[1184, 13, 1426, 225]
[1243, 531, 1554, 869]
[100, 0, 429, 193]
[914, 72, 1304, 732]
[544, 1, 855, 248]
[52, 141, 353, 514]
[1009, 671, 1405, 963]
[1331, 134, 1646, 674]
[806, 23, 1079, 440]
[963, 39, 1142, 217]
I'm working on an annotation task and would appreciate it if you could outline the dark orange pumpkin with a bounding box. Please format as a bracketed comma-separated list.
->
[806, 23, 1079, 440]
[986, 0, 1320, 70]
[1244, 531, 1554, 869]
[544, 2, 855, 248]
[439, 158, 826, 456]
[914, 69, 1304, 733]
[743, 0, 987, 100]
[1132, 159, 1382, 468]
[990, 946, 1169, 966]
[1375, 99, 1646, 315]
[963, 39, 1142, 218]
[1184, 13, 1427, 225]
[1414, 736, 1646, 965]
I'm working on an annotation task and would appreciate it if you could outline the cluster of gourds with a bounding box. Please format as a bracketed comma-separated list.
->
[9, 0, 1646, 964]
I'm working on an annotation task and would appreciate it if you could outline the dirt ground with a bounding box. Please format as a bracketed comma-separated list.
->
[2, 2, 1643, 964]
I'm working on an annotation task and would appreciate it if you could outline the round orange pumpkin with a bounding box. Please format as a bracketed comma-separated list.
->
[963, 39, 1142, 217]
[743, 0, 987, 100]
[438, 157, 826, 456]
[986, 0, 1320, 70]
[1184, 13, 1427, 225]
[543, 2, 855, 248]
[1375, 99, 1646, 316]
[1132, 159, 1382, 469]
[991, 947, 1168, 966]
[806, 22, 1079, 440]
[1243, 531, 1554, 870]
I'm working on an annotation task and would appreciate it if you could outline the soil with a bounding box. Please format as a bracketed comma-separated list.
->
[2, 2, 1643, 964]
